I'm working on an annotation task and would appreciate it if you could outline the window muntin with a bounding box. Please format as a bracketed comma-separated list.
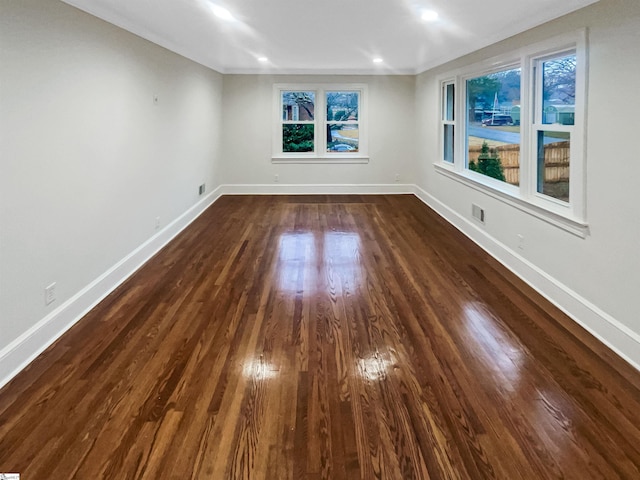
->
[465, 67, 521, 185]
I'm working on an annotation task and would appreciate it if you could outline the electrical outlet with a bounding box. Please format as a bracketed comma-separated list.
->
[472, 204, 485, 224]
[155, 217, 161, 230]
[517, 234, 525, 250]
[199, 183, 206, 195]
[274, 174, 279, 183]
[45, 283, 56, 305]
[395, 173, 400, 183]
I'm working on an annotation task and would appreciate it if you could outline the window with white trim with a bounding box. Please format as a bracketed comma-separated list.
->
[436, 31, 587, 233]
[281, 90, 315, 153]
[274, 84, 368, 162]
[441, 81, 455, 163]
[465, 66, 521, 187]
[326, 91, 360, 153]
[533, 51, 577, 203]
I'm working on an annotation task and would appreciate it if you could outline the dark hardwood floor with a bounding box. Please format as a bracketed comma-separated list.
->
[1, 194, 640, 479]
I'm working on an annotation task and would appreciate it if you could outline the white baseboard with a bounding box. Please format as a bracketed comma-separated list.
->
[0, 186, 224, 390]
[219, 183, 415, 195]
[412, 184, 640, 372]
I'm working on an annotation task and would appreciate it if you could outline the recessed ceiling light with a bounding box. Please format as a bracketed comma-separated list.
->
[258, 57, 268, 63]
[373, 57, 384, 64]
[211, 5, 235, 22]
[422, 10, 439, 22]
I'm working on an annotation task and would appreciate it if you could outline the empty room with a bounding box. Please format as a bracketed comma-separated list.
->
[2, 0, 640, 478]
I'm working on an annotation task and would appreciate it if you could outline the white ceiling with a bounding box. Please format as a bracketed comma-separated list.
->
[61, 0, 600, 75]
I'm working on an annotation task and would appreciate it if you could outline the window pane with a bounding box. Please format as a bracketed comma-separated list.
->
[327, 123, 358, 152]
[542, 54, 576, 125]
[327, 91, 359, 121]
[283, 124, 314, 152]
[466, 67, 521, 185]
[282, 91, 315, 121]
[536, 131, 570, 201]
[444, 83, 455, 121]
[444, 124, 454, 163]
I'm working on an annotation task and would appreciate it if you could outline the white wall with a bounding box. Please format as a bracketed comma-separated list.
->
[2, 0, 639, 388]
[0, 0, 223, 383]
[220, 75, 416, 191]
[415, 0, 640, 368]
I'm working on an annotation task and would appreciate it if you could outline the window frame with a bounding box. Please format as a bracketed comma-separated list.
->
[461, 61, 522, 196]
[280, 90, 317, 154]
[528, 48, 582, 214]
[435, 29, 588, 236]
[440, 80, 456, 164]
[273, 83, 369, 164]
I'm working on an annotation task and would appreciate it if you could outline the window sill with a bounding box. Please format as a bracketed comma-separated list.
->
[434, 162, 589, 238]
[272, 156, 369, 164]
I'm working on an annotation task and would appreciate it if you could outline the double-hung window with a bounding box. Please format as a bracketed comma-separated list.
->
[532, 51, 578, 203]
[464, 65, 522, 190]
[274, 84, 367, 162]
[436, 30, 587, 235]
[281, 91, 316, 153]
[441, 81, 455, 163]
[326, 91, 360, 154]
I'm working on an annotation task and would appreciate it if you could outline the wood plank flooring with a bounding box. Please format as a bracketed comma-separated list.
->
[1, 194, 640, 479]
